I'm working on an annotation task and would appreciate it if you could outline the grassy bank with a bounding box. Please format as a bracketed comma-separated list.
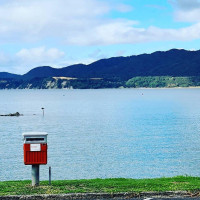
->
[1, 176, 200, 196]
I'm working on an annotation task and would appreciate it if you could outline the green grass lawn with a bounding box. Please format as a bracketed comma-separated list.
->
[1, 176, 200, 196]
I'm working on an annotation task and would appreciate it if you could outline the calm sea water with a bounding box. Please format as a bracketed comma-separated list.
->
[0, 88, 200, 181]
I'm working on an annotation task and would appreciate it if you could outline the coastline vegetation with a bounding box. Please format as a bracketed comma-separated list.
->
[1, 76, 200, 89]
[1, 176, 200, 196]
[126, 76, 200, 88]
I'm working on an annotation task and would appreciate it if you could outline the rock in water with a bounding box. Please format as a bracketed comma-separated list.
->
[0, 112, 23, 116]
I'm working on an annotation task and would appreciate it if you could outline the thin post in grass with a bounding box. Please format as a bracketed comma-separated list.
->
[49, 166, 51, 185]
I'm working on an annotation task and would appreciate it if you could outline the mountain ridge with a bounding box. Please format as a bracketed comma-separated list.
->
[0, 49, 200, 89]
[1, 48, 200, 80]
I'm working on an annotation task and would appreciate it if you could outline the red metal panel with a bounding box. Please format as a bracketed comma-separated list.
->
[23, 143, 47, 165]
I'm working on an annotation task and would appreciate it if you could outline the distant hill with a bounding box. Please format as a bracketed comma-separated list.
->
[20, 49, 200, 80]
[22, 64, 86, 80]
[22, 66, 58, 80]
[0, 72, 21, 79]
[0, 49, 200, 89]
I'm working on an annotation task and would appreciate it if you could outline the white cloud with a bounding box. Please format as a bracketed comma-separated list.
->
[0, 0, 199, 47]
[175, 10, 200, 22]
[146, 23, 200, 42]
[0, 0, 134, 44]
[0, 47, 65, 74]
[16, 47, 65, 63]
[69, 21, 200, 45]
[170, 0, 200, 22]
[171, 0, 200, 11]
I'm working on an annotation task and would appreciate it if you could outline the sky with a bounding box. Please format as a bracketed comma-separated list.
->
[0, 0, 200, 74]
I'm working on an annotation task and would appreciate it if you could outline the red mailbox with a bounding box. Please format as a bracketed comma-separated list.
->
[23, 132, 48, 165]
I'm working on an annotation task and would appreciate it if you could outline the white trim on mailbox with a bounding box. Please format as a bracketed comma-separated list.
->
[22, 132, 48, 144]
[22, 132, 48, 136]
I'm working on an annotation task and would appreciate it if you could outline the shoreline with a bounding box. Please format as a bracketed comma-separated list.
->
[1, 86, 200, 90]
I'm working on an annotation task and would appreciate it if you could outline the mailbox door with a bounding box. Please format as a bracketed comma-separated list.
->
[23, 143, 47, 165]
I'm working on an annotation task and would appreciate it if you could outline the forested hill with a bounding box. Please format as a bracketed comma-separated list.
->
[21, 49, 200, 80]
[0, 49, 200, 89]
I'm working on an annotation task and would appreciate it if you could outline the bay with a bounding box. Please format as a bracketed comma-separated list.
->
[0, 88, 200, 181]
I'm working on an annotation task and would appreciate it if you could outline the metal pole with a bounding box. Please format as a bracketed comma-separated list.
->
[32, 165, 39, 186]
[41, 108, 45, 117]
[49, 166, 51, 185]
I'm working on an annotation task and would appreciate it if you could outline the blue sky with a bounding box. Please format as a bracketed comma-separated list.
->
[0, 0, 200, 74]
